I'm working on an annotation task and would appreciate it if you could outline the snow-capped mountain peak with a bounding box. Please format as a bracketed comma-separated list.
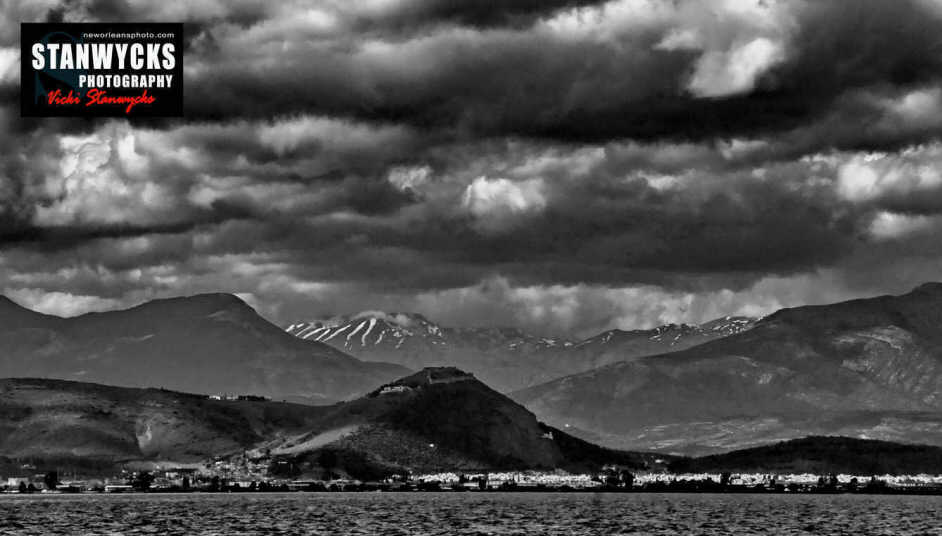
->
[287, 311, 444, 349]
[285, 310, 758, 392]
[572, 316, 757, 349]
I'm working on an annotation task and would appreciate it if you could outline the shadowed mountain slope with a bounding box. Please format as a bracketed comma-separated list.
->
[258, 367, 663, 478]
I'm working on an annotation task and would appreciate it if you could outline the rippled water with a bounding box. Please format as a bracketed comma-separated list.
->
[2, 492, 940, 535]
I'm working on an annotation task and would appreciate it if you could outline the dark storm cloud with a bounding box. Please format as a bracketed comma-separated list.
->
[11, 0, 942, 147]
[347, 173, 854, 287]
[169, 0, 942, 147]
[41, 0, 611, 32]
[38, 146, 850, 296]
[2, 0, 942, 333]
[350, 0, 611, 31]
[0, 210, 248, 250]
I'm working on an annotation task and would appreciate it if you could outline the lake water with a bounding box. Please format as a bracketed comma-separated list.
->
[1, 492, 940, 535]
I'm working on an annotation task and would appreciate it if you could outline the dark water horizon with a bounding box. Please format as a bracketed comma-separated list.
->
[2, 491, 940, 535]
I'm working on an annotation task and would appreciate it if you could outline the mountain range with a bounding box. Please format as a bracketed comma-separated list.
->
[0, 294, 407, 404]
[286, 312, 755, 392]
[4, 372, 942, 479]
[513, 283, 942, 455]
[5, 282, 942, 461]
[0, 369, 660, 479]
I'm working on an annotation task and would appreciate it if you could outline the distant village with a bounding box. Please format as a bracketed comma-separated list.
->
[6, 462, 942, 495]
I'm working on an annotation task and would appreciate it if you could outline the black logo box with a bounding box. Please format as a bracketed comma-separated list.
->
[21, 22, 183, 117]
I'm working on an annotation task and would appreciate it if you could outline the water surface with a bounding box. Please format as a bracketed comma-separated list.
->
[2, 492, 939, 535]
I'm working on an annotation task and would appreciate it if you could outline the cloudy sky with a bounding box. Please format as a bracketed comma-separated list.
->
[2, 0, 942, 337]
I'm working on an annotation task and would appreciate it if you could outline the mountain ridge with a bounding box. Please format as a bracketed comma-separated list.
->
[512, 282, 942, 455]
[286, 311, 757, 391]
[0, 293, 409, 404]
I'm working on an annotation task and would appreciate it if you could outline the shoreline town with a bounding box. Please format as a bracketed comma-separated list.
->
[6, 467, 942, 496]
